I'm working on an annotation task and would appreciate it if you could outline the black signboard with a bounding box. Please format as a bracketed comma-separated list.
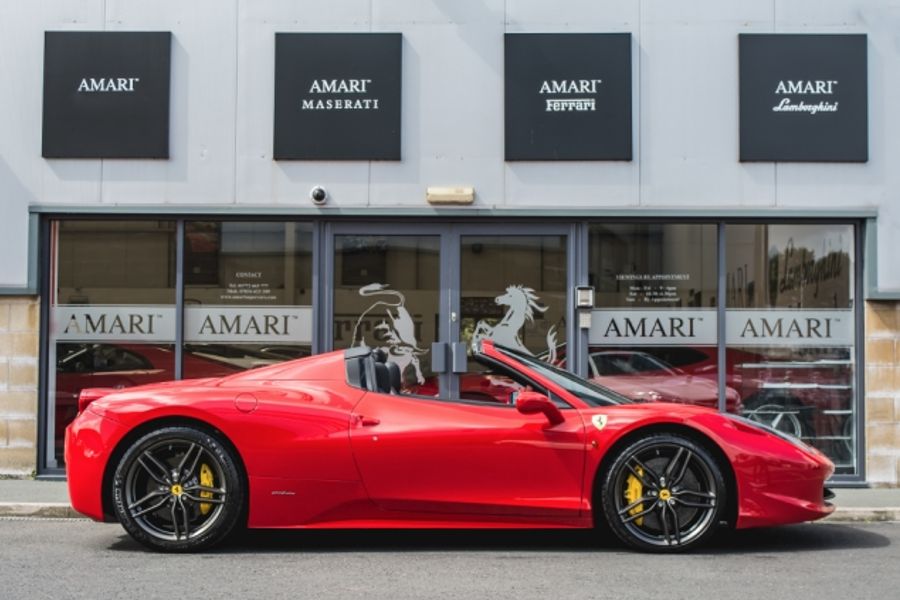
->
[42, 31, 171, 159]
[274, 33, 402, 160]
[739, 34, 868, 162]
[505, 33, 632, 161]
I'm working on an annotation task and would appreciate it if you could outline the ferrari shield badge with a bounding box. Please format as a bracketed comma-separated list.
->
[591, 414, 608, 431]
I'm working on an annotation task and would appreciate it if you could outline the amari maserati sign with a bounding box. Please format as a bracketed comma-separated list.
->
[42, 31, 172, 158]
[505, 33, 632, 161]
[739, 34, 868, 162]
[274, 33, 402, 160]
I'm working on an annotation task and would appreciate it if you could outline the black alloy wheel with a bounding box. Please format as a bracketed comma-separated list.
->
[601, 433, 727, 552]
[112, 426, 244, 552]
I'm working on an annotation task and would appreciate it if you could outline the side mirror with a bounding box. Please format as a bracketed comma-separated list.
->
[515, 390, 565, 426]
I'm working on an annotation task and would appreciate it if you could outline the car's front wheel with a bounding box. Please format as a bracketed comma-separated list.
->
[112, 425, 244, 552]
[601, 433, 727, 552]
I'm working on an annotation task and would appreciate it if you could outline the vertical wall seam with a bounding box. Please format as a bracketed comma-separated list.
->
[233, 0, 240, 204]
[637, 0, 642, 207]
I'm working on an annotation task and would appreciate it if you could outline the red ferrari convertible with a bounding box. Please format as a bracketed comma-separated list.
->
[65, 340, 835, 553]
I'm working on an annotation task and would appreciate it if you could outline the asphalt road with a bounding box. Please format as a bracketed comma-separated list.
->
[0, 519, 897, 600]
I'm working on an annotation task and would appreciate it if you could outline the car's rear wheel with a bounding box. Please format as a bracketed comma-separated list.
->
[601, 433, 726, 552]
[112, 426, 244, 552]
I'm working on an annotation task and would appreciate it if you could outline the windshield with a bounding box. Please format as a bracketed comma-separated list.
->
[493, 345, 632, 406]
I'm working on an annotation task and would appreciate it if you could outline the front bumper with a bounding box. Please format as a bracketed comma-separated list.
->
[733, 440, 835, 529]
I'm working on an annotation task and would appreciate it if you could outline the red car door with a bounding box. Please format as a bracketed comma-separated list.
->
[349, 391, 587, 519]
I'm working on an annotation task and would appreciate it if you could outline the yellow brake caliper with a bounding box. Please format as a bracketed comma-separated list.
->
[624, 466, 644, 526]
[199, 464, 214, 515]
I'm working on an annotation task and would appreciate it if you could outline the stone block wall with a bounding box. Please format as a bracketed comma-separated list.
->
[0, 297, 39, 476]
[865, 301, 900, 486]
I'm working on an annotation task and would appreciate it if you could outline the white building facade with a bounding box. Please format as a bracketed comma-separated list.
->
[0, 0, 898, 486]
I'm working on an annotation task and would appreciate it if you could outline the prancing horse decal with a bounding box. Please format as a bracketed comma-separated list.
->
[472, 285, 558, 363]
[351, 283, 426, 385]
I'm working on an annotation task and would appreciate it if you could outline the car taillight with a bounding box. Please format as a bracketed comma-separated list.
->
[78, 388, 115, 414]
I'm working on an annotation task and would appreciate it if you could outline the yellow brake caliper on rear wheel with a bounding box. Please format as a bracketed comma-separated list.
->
[199, 464, 214, 515]
[624, 466, 644, 526]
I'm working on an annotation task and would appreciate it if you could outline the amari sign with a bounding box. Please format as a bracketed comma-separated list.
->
[588, 308, 853, 347]
[51, 306, 313, 344]
[274, 33, 402, 160]
[42, 31, 171, 159]
[504, 33, 632, 161]
[739, 34, 868, 162]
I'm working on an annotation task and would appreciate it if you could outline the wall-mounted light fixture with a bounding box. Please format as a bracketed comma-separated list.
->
[426, 186, 475, 205]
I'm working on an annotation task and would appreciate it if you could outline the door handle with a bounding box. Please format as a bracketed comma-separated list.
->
[431, 342, 448, 373]
[355, 415, 380, 427]
[451, 342, 468, 374]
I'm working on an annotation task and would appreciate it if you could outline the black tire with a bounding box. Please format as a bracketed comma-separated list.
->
[112, 426, 245, 552]
[600, 433, 726, 552]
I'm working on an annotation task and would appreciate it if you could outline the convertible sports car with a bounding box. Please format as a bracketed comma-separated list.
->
[65, 340, 835, 553]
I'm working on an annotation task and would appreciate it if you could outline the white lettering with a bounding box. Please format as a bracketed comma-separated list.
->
[300, 98, 380, 111]
[308, 79, 372, 94]
[772, 98, 839, 115]
[76, 77, 140, 93]
[539, 79, 603, 95]
[775, 79, 838, 95]
[545, 98, 596, 112]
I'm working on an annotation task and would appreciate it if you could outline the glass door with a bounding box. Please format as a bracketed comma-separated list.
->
[452, 226, 572, 402]
[325, 223, 574, 400]
[327, 224, 447, 397]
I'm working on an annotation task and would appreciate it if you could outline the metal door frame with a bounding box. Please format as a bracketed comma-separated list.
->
[322, 221, 578, 400]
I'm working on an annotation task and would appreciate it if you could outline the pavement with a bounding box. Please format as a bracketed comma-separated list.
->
[0, 478, 898, 522]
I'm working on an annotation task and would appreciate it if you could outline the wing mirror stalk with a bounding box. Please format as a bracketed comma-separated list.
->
[514, 391, 565, 426]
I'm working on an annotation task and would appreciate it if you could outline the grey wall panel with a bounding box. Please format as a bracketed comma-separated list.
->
[99, 0, 237, 205]
[503, 1, 639, 207]
[0, 0, 897, 288]
[505, 0, 637, 28]
[639, 0, 776, 208]
[368, 9, 506, 206]
[0, 1, 105, 286]
[235, 0, 372, 207]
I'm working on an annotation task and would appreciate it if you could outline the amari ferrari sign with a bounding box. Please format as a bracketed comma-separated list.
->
[739, 34, 868, 162]
[504, 33, 632, 161]
[274, 33, 402, 160]
[42, 31, 172, 158]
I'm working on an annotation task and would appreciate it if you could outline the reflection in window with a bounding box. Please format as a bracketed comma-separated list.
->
[182, 221, 314, 378]
[726, 224, 856, 474]
[587, 223, 722, 410]
[459, 235, 568, 404]
[51, 220, 177, 467]
[333, 235, 439, 395]
[589, 223, 716, 308]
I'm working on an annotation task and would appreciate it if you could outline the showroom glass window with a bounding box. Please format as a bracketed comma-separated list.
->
[183, 221, 314, 377]
[331, 235, 440, 395]
[49, 220, 176, 467]
[726, 224, 856, 474]
[587, 224, 724, 409]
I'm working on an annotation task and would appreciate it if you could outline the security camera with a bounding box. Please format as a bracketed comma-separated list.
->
[310, 186, 328, 206]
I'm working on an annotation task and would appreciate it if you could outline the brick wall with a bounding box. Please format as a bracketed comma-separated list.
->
[0, 297, 39, 476]
[865, 301, 900, 486]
